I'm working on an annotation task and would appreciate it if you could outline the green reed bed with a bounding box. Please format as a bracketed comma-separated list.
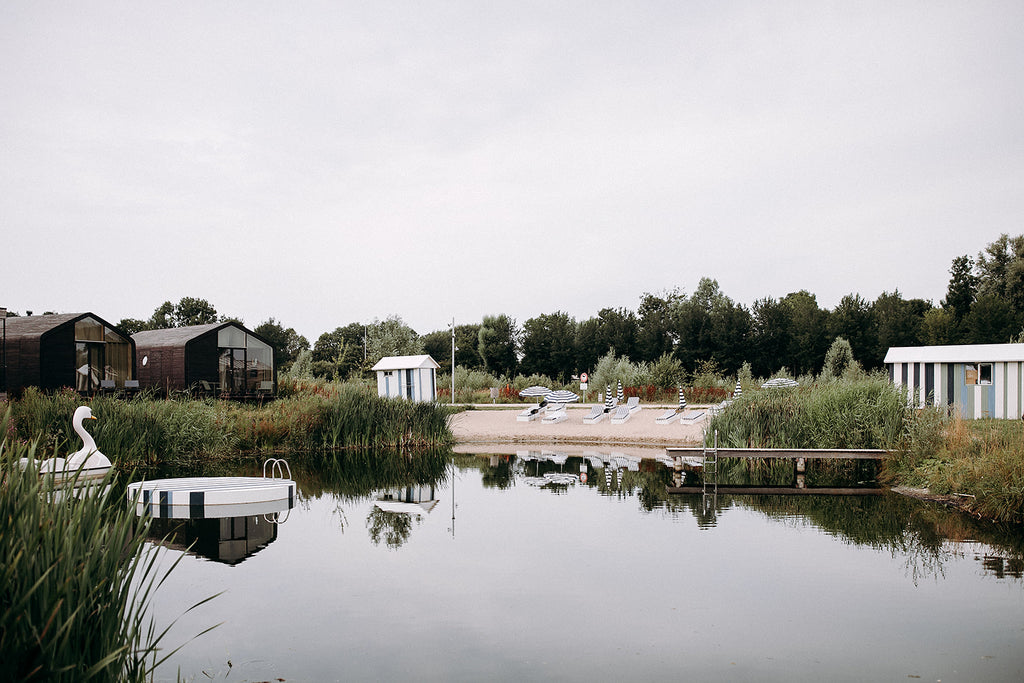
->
[7, 385, 455, 468]
[709, 378, 910, 450]
[884, 414, 1024, 524]
[0, 428, 212, 682]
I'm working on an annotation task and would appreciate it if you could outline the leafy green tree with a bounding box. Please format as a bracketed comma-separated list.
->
[520, 311, 577, 380]
[964, 294, 1020, 343]
[596, 307, 639, 361]
[174, 297, 219, 327]
[637, 290, 682, 363]
[142, 297, 219, 330]
[422, 324, 483, 371]
[574, 317, 606, 372]
[828, 294, 877, 366]
[941, 254, 978, 327]
[872, 291, 929, 367]
[749, 296, 790, 378]
[254, 318, 310, 371]
[822, 337, 855, 379]
[478, 314, 519, 378]
[782, 290, 829, 376]
[117, 318, 146, 336]
[312, 323, 365, 379]
[920, 308, 956, 346]
[976, 233, 1024, 308]
[364, 315, 422, 367]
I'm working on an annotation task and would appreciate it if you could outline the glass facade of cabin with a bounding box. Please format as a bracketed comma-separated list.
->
[216, 326, 274, 395]
[74, 316, 134, 392]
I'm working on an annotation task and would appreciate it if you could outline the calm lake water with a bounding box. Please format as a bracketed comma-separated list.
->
[143, 447, 1024, 682]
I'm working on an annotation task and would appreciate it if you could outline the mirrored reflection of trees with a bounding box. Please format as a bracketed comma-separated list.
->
[366, 507, 417, 549]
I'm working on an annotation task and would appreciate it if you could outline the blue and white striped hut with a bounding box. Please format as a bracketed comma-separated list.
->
[885, 343, 1024, 419]
[371, 354, 440, 402]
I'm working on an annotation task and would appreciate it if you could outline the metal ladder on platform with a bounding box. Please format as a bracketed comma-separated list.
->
[701, 428, 719, 512]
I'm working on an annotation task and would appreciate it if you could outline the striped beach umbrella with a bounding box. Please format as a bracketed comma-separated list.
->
[546, 390, 579, 404]
[734, 380, 743, 398]
[605, 385, 615, 411]
[617, 381, 625, 403]
[678, 385, 687, 410]
[519, 385, 551, 401]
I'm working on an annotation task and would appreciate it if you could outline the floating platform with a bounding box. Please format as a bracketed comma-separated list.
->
[127, 476, 296, 519]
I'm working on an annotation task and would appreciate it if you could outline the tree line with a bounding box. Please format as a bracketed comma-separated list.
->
[50, 233, 1020, 383]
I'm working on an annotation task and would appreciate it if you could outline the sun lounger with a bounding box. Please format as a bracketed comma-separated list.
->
[542, 403, 568, 424]
[626, 396, 640, 414]
[610, 404, 631, 424]
[655, 408, 681, 424]
[583, 405, 606, 424]
[516, 404, 545, 422]
[680, 411, 706, 422]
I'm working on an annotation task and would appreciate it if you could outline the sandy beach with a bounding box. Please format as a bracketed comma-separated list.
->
[448, 404, 707, 449]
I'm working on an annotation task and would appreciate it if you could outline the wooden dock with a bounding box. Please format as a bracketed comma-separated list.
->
[666, 447, 887, 460]
[666, 485, 884, 496]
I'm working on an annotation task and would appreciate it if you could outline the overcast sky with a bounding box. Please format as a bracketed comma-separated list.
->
[3, 2, 1023, 342]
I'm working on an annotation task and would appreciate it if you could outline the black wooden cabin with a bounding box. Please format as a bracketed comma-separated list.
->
[2, 313, 136, 396]
[132, 322, 276, 398]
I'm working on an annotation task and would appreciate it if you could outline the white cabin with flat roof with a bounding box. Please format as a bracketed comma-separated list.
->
[884, 343, 1024, 419]
[371, 354, 440, 402]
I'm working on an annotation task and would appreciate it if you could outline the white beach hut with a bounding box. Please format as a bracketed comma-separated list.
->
[885, 343, 1024, 419]
[371, 354, 440, 402]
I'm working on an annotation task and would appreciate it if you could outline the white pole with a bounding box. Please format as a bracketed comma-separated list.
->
[450, 317, 456, 405]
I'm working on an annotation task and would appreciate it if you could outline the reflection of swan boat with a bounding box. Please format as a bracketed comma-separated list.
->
[20, 406, 112, 485]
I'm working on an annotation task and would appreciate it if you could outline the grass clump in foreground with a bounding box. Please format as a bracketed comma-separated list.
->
[0, 421, 214, 681]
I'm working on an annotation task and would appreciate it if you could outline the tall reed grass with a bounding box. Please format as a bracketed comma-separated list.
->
[0, 418, 213, 681]
[709, 377, 910, 449]
[7, 385, 455, 468]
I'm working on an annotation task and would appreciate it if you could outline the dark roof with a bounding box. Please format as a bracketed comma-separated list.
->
[4, 313, 118, 340]
[132, 322, 249, 349]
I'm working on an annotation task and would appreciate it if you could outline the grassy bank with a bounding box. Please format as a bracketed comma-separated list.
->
[0, 427, 210, 681]
[708, 377, 1024, 524]
[6, 385, 455, 469]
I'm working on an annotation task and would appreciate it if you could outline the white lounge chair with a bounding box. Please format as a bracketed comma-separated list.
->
[625, 396, 640, 414]
[583, 405, 606, 424]
[516, 405, 542, 422]
[680, 411, 706, 422]
[542, 403, 568, 424]
[655, 408, 681, 424]
[610, 405, 631, 424]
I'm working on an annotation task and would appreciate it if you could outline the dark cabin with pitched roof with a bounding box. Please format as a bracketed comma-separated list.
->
[132, 322, 276, 397]
[2, 313, 136, 396]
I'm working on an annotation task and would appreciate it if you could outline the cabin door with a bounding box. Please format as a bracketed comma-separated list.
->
[219, 348, 247, 394]
[75, 342, 103, 392]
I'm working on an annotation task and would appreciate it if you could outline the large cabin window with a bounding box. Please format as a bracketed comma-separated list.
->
[217, 327, 274, 394]
[74, 317, 132, 390]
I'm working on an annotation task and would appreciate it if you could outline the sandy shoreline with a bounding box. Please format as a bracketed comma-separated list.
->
[448, 405, 707, 449]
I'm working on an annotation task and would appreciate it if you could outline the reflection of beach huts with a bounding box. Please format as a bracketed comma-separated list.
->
[885, 343, 1024, 419]
[374, 485, 439, 515]
[2, 313, 136, 395]
[148, 516, 278, 565]
[133, 322, 276, 397]
[371, 354, 440, 402]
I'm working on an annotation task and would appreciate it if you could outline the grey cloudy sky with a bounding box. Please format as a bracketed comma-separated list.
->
[3, 1, 1023, 341]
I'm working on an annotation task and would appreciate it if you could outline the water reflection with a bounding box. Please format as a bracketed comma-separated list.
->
[368, 485, 440, 549]
[148, 515, 279, 565]
[148, 447, 1024, 682]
